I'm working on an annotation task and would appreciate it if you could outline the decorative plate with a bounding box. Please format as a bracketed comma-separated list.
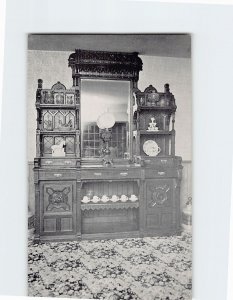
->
[143, 140, 161, 157]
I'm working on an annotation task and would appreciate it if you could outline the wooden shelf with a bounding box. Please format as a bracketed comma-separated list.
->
[81, 201, 139, 210]
[38, 104, 77, 109]
[40, 130, 77, 134]
[137, 106, 176, 111]
[139, 130, 173, 135]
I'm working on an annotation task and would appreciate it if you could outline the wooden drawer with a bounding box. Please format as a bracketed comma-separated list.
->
[143, 157, 182, 168]
[143, 158, 172, 167]
[81, 168, 142, 180]
[41, 158, 78, 167]
[145, 168, 178, 178]
[39, 170, 77, 180]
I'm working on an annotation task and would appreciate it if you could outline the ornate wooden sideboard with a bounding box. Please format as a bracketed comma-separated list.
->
[33, 49, 182, 242]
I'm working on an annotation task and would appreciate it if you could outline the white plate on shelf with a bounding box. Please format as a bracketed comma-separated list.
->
[143, 140, 161, 157]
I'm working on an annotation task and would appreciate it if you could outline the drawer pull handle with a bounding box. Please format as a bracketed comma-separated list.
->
[64, 161, 71, 165]
[45, 160, 53, 164]
[158, 171, 165, 176]
[120, 172, 128, 177]
[54, 173, 62, 177]
[94, 172, 102, 176]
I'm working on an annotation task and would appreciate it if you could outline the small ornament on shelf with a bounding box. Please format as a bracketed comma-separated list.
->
[81, 196, 90, 204]
[92, 196, 100, 203]
[129, 194, 138, 202]
[111, 195, 119, 202]
[147, 117, 159, 131]
[101, 195, 109, 203]
[120, 195, 128, 202]
[51, 140, 66, 157]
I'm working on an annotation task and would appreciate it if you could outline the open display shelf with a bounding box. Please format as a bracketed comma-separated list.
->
[80, 178, 140, 235]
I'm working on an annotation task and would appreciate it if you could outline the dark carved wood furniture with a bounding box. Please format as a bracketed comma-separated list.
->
[34, 49, 182, 242]
[133, 84, 182, 236]
[34, 80, 81, 242]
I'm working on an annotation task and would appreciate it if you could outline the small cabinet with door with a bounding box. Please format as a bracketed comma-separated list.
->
[34, 80, 81, 242]
[142, 177, 181, 235]
[39, 180, 77, 236]
[134, 84, 182, 236]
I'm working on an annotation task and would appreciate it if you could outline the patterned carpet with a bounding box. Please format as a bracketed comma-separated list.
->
[28, 232, 192, 300]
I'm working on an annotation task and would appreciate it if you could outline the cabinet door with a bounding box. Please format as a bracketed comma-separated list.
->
[40, 181, 77, 236]
[144, 178, 179, 234]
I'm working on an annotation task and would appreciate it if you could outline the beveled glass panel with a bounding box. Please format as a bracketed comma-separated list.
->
[81, 79, 130, 159]
[43, 136, 54, 154]
[54, 136, 65, 145]
[65, 137, 75, 154]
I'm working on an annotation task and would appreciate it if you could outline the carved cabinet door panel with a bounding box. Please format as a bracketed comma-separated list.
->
[40, 181, 77, 236]
[144, 178, 179, 234]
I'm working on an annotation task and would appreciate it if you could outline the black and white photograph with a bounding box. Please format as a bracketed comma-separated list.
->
[27, 34, 192, 300]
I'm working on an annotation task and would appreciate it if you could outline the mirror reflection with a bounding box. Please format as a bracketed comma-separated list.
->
[81, 79, 130, 159]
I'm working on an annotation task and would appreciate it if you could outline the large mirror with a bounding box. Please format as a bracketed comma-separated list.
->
[81, 79, 131, 161]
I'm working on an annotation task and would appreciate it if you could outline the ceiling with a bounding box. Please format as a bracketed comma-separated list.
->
[28, 34, 191, 58]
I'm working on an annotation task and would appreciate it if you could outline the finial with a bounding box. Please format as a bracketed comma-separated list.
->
[38, 79, 43, 89]
[164, 83, 170, 93]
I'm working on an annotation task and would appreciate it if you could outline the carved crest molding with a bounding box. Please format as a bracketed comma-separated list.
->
[68, 49, 143, 82]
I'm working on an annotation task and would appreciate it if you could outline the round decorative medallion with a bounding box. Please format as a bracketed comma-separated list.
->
[150, 185, 170, 207]
[152, 188, 168, 205]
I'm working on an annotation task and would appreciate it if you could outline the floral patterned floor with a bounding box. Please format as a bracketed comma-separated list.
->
[28, 232, 192, 300]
